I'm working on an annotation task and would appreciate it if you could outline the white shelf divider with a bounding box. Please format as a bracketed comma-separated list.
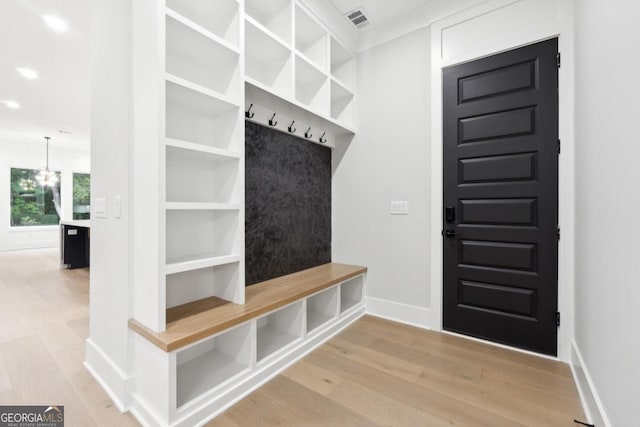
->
[165, 137, 241, 159]
[165, 254, 241, 276]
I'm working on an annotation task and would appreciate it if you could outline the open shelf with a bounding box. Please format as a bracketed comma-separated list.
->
[166, 261, 240, 307]
[166, 209, 240, 266]
[166, 13, 239, 99]
[295, 55, 328, 115]
[340, 275, 364, 314]
[330, 79, 354, 127]
[257, 302, 303, 362]
[330, 37, 355, 89]
[295, 5, 328, 72]
[166, 0, 239, 47]
[165, 79, 240, 150]
[306, 287, 338, 333]
[165, 137, 240, 159]
[176, 322, 251, 408]
[166, 145, 240, 204]
[245, 0, 292, 45]
[245, 19, 293, 98]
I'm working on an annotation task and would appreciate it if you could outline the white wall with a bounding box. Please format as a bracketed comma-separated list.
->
[573, 0, 640, 425]
[85, 0, 132, 409]
[0, 141, 89, 251]
[333, 28, 432, 327]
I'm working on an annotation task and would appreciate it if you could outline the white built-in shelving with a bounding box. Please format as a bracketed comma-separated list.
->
[341, 275, 364, 314]
[176, 323, 251, 408]
[243, 0, 356, 134]
[307, 287, 338, 333]
[257, 302, 304, 362]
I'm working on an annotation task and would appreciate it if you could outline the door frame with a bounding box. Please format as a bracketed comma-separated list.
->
[429, 0, 575, 361]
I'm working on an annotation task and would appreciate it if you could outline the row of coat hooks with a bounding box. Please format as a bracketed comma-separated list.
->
[245, 104, 328, 144]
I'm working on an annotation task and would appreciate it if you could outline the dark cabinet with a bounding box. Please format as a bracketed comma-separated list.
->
[61, 224, 90, 269]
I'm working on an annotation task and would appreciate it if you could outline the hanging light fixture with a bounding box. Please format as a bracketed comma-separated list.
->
[36, 136, 58, 187]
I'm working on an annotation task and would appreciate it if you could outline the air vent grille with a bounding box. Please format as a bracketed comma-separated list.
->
[345, 8, 370, 30]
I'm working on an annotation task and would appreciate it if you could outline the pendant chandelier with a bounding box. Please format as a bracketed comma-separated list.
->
[36, 136, 58, 187]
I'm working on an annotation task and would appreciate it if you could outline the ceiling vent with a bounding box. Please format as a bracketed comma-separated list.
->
[345, 7, 371, 30]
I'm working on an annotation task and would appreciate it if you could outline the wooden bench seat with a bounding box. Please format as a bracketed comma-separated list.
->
[129, 263, 367, 352]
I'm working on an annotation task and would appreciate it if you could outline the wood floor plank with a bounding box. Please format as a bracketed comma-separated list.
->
[280, 359, 344, 396]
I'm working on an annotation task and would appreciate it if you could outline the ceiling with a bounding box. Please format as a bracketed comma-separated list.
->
[0, 0, 90, 152]
[328, 0, 431, 31]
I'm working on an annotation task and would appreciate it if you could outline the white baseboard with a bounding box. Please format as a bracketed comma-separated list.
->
[85, 339, 133, 412]
[365, 296, 431, 329]
[570, 340, 611, 427]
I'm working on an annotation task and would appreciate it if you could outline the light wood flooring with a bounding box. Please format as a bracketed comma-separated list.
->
[0, 248, 584, 426]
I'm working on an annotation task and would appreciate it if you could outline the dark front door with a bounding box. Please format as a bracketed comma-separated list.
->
[442, 39, 559, 356]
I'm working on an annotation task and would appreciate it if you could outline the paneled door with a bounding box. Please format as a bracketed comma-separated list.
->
[442, 39, 559, 355]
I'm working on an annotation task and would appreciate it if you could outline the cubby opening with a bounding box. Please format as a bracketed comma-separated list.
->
[245, 20, 293, 97]
[295, 55, 328, 114]
[166, 14, 239, 98]
[166, 209, 240, 266]
[340, 275, 364, 313]
[330, 37, 355, 89]
[306, 287, 338, 333]
[330, 80, 354, 126]
[165, 79, 240, 150]
[166, 0, 239, 47]
[176, 322, 251, 408]
[166, 146, 240, 204]
[166, 262, 239, 308]
[295, 5, 328, 71]
[256, 302, 303, 362]
[245, 0, 292, 44]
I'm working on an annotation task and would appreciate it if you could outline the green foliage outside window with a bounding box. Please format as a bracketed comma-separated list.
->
[72, 173, 91, 220]
[10, 168, 61, 226]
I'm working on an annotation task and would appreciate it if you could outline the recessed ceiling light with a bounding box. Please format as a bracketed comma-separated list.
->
[42, 15, 68, 32]
[16, 67, 39, 79]
[2, 100, 20, 109]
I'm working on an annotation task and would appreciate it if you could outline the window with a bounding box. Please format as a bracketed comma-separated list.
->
[10, 168, 61, 227]
[72, 173, 91, 220]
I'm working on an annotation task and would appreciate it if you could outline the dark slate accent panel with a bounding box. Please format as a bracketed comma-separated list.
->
[458, 60, 536, 104]
[459, 152, 536, 184]
[459, 198, 537, 226]
[458, 106, 535, 143]
[460, 240, 537, 272]
[459, 280, 536, 317]
[245, 121, 331, 286]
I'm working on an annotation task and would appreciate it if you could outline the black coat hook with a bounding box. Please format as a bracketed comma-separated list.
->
[288, 120, 296, 133]
[245, 103, 254, 119]
[319, 132, 327, 144]
[269, 113, 278, 127]
[304, 127, 313, 139]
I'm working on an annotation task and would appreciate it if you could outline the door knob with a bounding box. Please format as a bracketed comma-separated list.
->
[443, 229, 462, 238]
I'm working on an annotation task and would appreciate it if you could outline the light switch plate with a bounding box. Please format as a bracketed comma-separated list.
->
[94, 198, 107, 218]
[390, 200, 409, 215]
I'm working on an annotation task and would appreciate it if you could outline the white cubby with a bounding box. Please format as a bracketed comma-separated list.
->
[166, 262, 240, 307]
[295, 5, 328, 72]
[256, 302, 303, 362]
[306, 287, 338, 333]
[245, 20, 293, 97]
[166, 146, 240, 204]
[166, 209, 240, 266]
[176, 323, 251, 408]
[340, 276, 364, 313]
[245, 0, 292, 44]
[330, 37, 355, 89]
[166, 13, 239, 98]
[295, 55, 328, 114]
[165, 79, 240, 150]
[330, 79, 354, 126]
[166, 0, 239, 47]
